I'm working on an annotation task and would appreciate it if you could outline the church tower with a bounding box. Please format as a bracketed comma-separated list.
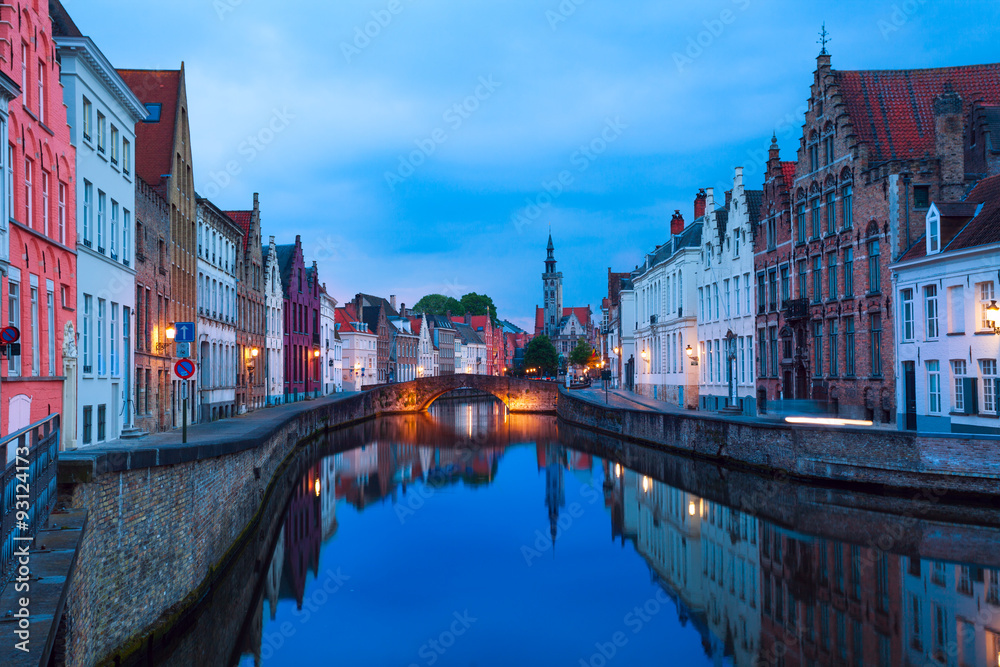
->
[542, 232, 563, 338]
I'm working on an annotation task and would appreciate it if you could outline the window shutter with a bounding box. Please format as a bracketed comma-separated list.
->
[963, 377, 979, 415]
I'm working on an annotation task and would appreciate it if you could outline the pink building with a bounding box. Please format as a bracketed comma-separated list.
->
[0, 3, 76, 436]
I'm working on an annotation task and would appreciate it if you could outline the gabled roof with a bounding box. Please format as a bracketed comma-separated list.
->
[117, 68, 182, 186]
[744, 190, 763, 225]
[49, 0, 83, 38]
[224, 210, 252, 252]
[780, 162, 796, 186]
[274, 243, 297, 295]
[453, 322, 484, 345]
[834, 63, 1000, 163]
[898, 173, 1000, 261]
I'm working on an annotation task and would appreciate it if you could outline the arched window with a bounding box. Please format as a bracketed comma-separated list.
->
[867, 236, 880, 293]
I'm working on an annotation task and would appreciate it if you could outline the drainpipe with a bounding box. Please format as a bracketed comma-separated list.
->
[902, 172, 912, 257]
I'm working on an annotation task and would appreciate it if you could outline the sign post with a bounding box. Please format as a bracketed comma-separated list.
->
[174, 358, 196, 444]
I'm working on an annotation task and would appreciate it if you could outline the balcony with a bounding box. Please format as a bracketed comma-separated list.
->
[784, 298, 809, 320]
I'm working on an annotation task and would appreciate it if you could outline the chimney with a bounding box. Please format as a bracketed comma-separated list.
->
[694, 189, 707, 219]
[670, 210, 685, 235]
[705, 188, 715, 217]
[269, 235, 274, 244]
[390, 295, 397, 310]
[766, 134, 781, 179]
[934, 92, 965, 201]
[734, 166, 744, 194]
[400, 302, 406, 316]
[446, 310, 452, 319]
[465, 312, 472, 325]
[253, 192, 259, 208]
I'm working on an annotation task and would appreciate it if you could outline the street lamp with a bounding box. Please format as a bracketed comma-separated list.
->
[987, 299, 1000, 334]
[685, 344, 699, 366]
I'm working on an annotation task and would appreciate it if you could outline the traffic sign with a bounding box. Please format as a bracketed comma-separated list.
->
[1, 326, 20, 343]
[176, 342, 192, 359]
[174, 322, 195, 343]
[174, 358, 196, 380]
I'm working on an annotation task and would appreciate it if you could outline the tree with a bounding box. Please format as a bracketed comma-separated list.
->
[523, 335, 559, 375]
[569, 338, 593, 367]
[412, 294, 463, 316]
[460, 292, 499, 323]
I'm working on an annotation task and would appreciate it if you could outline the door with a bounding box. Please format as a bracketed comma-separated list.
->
[903, 361, 917, 430]
[782, 370, 792, 401]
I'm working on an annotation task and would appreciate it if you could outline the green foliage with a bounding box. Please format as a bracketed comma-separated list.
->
[412, 294, 463, 316]
[569, 337, 593, 367]
[459, 292, 499, 323]
[523, 335, 559, 375]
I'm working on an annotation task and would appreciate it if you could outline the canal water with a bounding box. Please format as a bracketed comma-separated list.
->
[212, 396, 1000, 667]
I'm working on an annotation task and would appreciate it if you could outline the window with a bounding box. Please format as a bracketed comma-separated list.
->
[825, 134, 834, 164]
[83, 181, 92, 244]
[979, 282, 996, 330]
[734, 275, 740, 315]
[766, 215, 776, 250]
[870, 313, 883, 377]
[46, 283, 54, 377]
[842, 184, 853, 229]
[97, 404, 106, 442]
[97, 299, 105, 375]
[914, 185, 930, 209]
[813, 321, 823, 376]
[900, 288, 914, 341]
[123, 210, 131, 266]
[812, 255, 822, 303]
[58, 182, 66, 244]
[29, 284, 38, 377]
[927, 360, 941, 413]
[111, 303, 118, 376]
[769, 326, 778, 377]
[927, 208, 940, 254]
[82, 294, 91, 373]
[745, 273, 750, 313]
[41, 170, 48, 237]
[826, 191, 836, 233]
[982, 359, 997, 413]
[757, 274, 766, 314]
[829, 319, 838, 376]
[5, 145, 10, 222]
[110, 126, 119, 166]
[797, 202, 806, 243]
[868, 239, 880, 292]
[110, 201, 118, 259]
[758, 329, 767, 377]
[97, 191, 106, 252]
[780, 267, 790, 305]
[845, 317, 855, 377]
[925, 285, 939, 339]
[83, 97, 93, 141]
[810, 143, 818, 172]
[768, 271, 777, 311]
[827, 252, 838, 300]
[143, 103, 162, 123]
[844, 247, 854, 297]
[699, 287, 704, 320]
[83, 406, 92, 444]
[23, 158, 31, 227]
[811, 197, 821, 238]
[952, 360, 966, 413]
[97, 111, 106, 153]
[797, 260, 807, 300]
[123, 138, 131, 176]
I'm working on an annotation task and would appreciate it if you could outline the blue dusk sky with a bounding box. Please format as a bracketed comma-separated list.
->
[64, 0, 1000, 331]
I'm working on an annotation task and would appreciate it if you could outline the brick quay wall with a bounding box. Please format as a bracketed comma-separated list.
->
[557, 388, 1000, 500]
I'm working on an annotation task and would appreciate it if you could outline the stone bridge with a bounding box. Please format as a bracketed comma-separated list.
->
[367, 374, 558, 413]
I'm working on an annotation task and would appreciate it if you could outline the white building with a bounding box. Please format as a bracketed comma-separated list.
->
[696, 172, 759, 414]
[263, 236, 284, 405]
[901, 555, 1000, 667]
[57, 31, 145, 444]
[414, 314, 436, 378]
[337, 307, 376, 391]
[454, 323, 487, 374]
[631, 212, 702, 408]
[319, 286, 339, 395]
[196, 198, 241, 421]
[892, 175, 1000, 433]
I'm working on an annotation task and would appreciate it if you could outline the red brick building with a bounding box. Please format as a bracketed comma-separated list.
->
[758, 524, 902, 666]
[0, 2, 77, 436]
[276, 236, 320, 401]
[763, 51, 1000, 423]
[754, 139, 798, 409]
[133, 177, 172, 433]
[225, 194, 265, 413]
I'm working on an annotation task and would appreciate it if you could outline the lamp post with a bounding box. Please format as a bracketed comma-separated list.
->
[725, 330, 737, 409]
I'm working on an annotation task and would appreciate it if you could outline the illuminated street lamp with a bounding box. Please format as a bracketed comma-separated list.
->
[987, 299, 1000, 334]
[166, 325, 176, 341]
[685, 344, 699, 366]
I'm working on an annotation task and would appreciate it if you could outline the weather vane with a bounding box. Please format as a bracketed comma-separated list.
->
[818, 22, 830, 55]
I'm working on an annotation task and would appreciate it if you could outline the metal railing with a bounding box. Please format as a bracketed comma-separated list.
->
[1, 414, 59, 587]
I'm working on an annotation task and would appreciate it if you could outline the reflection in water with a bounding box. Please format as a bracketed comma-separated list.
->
[230, 397, 1000, 666]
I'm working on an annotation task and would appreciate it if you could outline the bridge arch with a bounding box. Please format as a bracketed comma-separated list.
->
[367, 374, 558, 414]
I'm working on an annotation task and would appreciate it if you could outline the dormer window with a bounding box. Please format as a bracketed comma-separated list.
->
[926, 205, 941, 255]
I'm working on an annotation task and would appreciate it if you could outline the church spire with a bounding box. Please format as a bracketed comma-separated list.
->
[545, 231, 556, 273]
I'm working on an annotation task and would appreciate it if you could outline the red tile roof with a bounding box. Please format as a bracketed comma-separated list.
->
[117, 69, 181, 186]
[224, 210, 252, 252]
[834, 64, 1000, 163]
[534, 306, 591, 334]
[899, 173, 1000, 261]
[780, 161, 797, 186]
